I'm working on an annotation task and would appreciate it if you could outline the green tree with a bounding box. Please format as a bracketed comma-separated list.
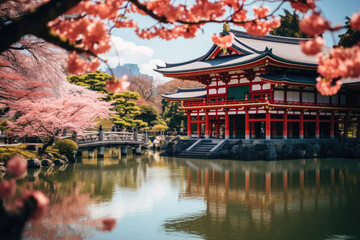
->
[111, 91, 147, 129]
[162, 101, 186, 131]
[68, 71, 147, 129]
[68, 71, 112, 93]
[135, 105, 161, 126]
[270, 9, 309, 38]
[338, 17, 360, 47]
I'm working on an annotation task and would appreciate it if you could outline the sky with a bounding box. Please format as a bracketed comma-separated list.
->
[100, 0, 360, 83]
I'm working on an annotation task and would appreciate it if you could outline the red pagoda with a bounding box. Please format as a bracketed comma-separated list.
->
[157, 26, 360, 140]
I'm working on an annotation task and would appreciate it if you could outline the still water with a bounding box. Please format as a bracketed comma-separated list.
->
[21, 149, 360, 240]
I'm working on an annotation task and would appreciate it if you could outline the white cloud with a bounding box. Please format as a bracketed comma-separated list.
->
[101, 36, 170, 83]
[101, 36, 153, 67]
[139, 59, 170, 83]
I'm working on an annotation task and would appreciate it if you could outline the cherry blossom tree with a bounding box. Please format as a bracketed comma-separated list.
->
[1, 0, 359, 95]
[8, 89, 113, 155]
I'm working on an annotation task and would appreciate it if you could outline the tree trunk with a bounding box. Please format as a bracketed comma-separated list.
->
[38, 137, 55, 156]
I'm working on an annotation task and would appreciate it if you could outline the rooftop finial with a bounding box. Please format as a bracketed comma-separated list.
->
[223, 23, 230, 32]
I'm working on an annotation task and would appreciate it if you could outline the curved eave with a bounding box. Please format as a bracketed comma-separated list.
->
[163, 97, 205, 101]
[156, 53, 318, 79]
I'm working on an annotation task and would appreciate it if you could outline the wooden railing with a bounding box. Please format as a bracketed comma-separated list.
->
[77, 131, 145, 144]
[182, 98, 347, 108]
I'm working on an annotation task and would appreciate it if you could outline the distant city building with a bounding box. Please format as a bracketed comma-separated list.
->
[106, 63, 153, 80]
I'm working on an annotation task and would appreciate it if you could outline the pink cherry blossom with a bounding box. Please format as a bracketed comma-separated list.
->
[100, 218, 117, 231]
[350, 10, 360, 30]
[299, 12, 330, 36]
[211, 33, 234, 48]
[0, 179, 16, 199]
[7, 155, 27, 178]
[316, 77, 342, 96]
[290, 0, 316, 13]
[243, 17, 281, 36]
[253, 6, 269, 18]
[105, 75, 130, 93]
[317, 45, 360, 80]
[300, 36, 324, 55]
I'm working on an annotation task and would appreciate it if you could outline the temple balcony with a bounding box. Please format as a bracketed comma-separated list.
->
[181, 98, 358, 111]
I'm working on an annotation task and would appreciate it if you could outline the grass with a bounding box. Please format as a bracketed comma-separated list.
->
[0, 144, 37, 162]
[0, 144, 61, 162]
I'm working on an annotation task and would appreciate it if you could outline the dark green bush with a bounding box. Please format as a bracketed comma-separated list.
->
[54, 139, 78, 158]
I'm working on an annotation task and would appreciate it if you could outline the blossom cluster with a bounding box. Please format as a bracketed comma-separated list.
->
[300, 36, 324, 55]
[316, 77, 342, 96]
[211, 33, 234, 48]
[290, 0, 316, 13]
[318, 45, 360, 80]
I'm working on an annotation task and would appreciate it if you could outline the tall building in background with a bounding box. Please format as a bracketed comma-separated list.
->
[106, 63, 153, 80]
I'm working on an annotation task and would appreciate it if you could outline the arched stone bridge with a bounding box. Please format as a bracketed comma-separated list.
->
[76, 131, 147, 156]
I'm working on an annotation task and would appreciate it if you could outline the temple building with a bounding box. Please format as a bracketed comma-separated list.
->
[157, 26, 360, 140]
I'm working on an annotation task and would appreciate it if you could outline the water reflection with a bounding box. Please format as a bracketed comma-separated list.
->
[18, 149, 360, 240]
[166, 158, 360, 240]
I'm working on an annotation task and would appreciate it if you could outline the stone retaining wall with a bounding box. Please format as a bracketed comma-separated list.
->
[165, 138, 360, 160]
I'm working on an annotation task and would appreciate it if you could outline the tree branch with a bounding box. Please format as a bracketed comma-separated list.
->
[0, 0, 82, 53]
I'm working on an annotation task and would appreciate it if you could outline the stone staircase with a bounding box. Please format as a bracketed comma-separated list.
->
[179, 140, 220, 158]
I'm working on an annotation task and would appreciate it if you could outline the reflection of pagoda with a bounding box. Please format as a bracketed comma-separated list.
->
[165, 159, 360, 239]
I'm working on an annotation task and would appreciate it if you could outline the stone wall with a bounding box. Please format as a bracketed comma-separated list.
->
[164, 138, 360, 160]
[220, 139, 360, 160]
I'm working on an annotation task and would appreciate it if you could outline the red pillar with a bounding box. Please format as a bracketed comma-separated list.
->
[283, 171, 288, 192]
[187, 111, 192, 138]
[197, 115, 201, 138]
[205, 111, 210, 139]
[187, 169, 191, 193]
[299, 111, 304, 139]
[283, 111, 288, 139]
[266, 110, 271, 140]
[299, 169, 304, 192]
[225, 170, 230, 194]
[233, 115, 237, 138]
[330, 112, 335, 139]
[245, 171, 250, 196]
[215, 118, 220, 138]
[251, 121, 256, 139]
[330, 168, 335, 187]
[266, 172, 271, 196]
[344, 113, 349, 138]
[225, 110, 230, 139]
[316, 169, 320, 189]
[288, 122, 293, 139]
[315, 112, 320, 139]
[245, 110, 250, 140]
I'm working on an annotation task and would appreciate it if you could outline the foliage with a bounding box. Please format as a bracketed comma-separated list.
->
[54, 139, 78, 157]
[0, 144, 37, 162]
[338, 17, 360, 47]
[67, 71, 113, 96]
[151, 124, 168, 132]
[0, 120, 9, 132]
[162, 101, 186, 131]
[69, 72, 148, 129]
[111, 91, 147, 129]
[135, 105, 162, 127]
[270, 9, 309, 38]
[9, 92, 112, 155]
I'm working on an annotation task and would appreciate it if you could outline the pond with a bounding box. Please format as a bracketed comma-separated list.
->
[19, 149, 360, 240]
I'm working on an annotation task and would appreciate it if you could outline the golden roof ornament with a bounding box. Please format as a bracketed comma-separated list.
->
[223, 23, 230, 32]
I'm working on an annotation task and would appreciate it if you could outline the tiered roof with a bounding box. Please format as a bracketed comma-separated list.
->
[162, 87, 206, 100]
[155, 29, 331, 79]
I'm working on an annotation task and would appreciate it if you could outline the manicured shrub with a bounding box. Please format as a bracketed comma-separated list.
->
[54, 139, 78, 158]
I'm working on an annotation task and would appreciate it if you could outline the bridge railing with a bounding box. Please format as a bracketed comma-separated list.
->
[77, 131, 145, 144]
